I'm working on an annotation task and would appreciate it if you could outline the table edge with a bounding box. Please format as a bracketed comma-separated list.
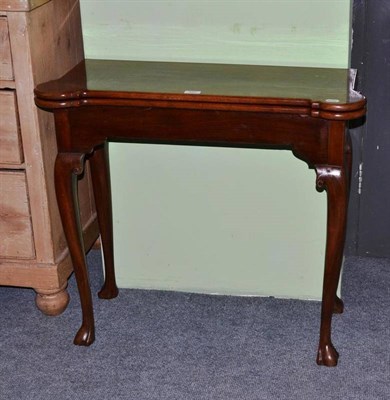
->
[34, 87, 366, 121]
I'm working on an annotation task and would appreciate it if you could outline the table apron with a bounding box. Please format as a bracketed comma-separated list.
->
[56, 106, 340, 168]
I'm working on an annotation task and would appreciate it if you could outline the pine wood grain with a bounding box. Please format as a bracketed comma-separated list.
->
[0, 0, 97, 315]
[0, 171, 34, 258]
[0, 0, 50, 12]
[0, 90, 23, 164]
[7, 0, 95, 264]
[0, 17, 13, 80]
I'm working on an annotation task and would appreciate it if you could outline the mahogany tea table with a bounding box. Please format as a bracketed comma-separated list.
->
[34, 59, 366, 366]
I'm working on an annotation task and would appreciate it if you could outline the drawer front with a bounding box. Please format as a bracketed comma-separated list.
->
[0, 171, 35, 259]
[0, 90, 23, 164]
[0, 16, 13, 80]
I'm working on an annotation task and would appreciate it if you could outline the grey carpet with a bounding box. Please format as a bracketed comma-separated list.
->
[0, 252, 389, 400]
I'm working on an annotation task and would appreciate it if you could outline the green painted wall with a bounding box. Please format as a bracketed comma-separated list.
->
[80, 0, 351, 299]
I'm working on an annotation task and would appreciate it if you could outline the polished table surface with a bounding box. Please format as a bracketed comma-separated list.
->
[37, 59, 354, 102]
[35, 59, 366, 367]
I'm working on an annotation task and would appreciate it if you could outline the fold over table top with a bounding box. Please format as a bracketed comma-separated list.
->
[35, 59, 366, 120]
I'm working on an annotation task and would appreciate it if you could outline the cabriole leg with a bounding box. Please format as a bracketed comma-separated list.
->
[55, 152, 95, 346]
[315, 166, 348, 366]
[89, 143, 118, 299]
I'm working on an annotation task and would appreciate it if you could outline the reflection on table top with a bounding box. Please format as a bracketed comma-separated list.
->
[36, 59, 363, 106]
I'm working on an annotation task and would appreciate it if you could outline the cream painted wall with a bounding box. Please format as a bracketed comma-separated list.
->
[79, 0, 351, 299]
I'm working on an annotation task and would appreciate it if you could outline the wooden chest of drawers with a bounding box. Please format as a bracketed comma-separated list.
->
[0, 0, 98, 315]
